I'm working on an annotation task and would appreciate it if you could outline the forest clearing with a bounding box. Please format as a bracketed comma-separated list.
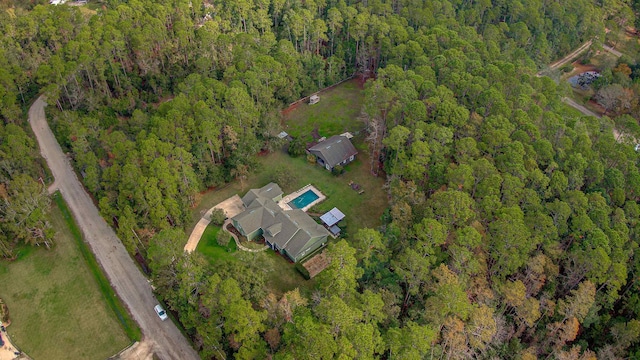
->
[2, 0, 640, 359]
[192, 79, 387, 295]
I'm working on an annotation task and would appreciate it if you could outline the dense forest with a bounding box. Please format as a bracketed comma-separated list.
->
[2, 0, 640, 358]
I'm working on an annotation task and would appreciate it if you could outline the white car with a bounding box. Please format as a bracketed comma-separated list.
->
[154, 304, 168, 321]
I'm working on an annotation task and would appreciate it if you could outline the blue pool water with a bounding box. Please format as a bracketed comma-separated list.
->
[288, 189, 319, 209]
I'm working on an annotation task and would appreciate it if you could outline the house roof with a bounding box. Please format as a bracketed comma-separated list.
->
[308, 135, 357, 168]
[241, 182, 283, 206]
[264, 210, 328, 250]
[320, 207, 346, 227]
[233, 183, 329, 261]
[266, 223, 282, 236]
[273, 210, 329, 259]
[233, 197, 280, 235]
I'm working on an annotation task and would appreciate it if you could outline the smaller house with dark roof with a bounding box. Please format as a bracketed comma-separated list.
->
[308, 135, 358, 171]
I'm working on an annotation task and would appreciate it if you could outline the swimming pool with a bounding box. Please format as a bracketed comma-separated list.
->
[288, 189, 320, 209]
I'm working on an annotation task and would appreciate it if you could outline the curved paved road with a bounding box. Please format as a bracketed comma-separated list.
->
[28, 96, 199, 360]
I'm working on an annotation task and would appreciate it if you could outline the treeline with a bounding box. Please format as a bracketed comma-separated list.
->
[3, 0, 640, 358]
[0, 0, 608, 124]
[358, 54, 640, 359]
[0, 123, 53, 257]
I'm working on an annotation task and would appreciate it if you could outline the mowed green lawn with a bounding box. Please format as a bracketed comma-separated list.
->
[197, 227, 316, 297]
[283, 79, 365, 139]
[0, 203, 130, 360]
[196, 225, 237, 264]
[255, 150, 387, 232]
[191, 79, 384, 232]
[189, 80, 369, 231]
[194, 150, 387, 295]
[192, 79, 387, 296]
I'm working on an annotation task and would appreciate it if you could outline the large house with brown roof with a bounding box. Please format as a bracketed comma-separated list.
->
[308, 135, 358, 171]
[231, 183, 330, 262]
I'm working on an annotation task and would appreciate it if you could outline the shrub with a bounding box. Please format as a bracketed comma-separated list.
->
[209, 208, 226, 226]
[0, 298, 9, 323]
[287, 137, 307, 157]
[560, 64, 573, 73]
[216, 230, 232, 247]
[332, 165, 344, 176]
[295, 262, 311, 280]
[306, 153, 317, 164]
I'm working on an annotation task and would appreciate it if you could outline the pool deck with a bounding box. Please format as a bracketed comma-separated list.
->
[279, 184, 326, 212]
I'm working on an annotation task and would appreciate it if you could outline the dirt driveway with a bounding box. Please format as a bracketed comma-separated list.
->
[29, 97, 199, 360]
[111, 340, 154, 360]
[0, 323, 23, 360]
[184, 195, 244, 252]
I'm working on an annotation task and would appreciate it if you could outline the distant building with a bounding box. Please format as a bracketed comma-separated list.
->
[231, 183, 329, 262]
[308, 135, 358, 171]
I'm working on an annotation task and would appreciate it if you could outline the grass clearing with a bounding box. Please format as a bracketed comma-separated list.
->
[606, 30, 640, 58]
[196, 227, 310, 296]
[283, 79, 365, 140]
[192, 80, 387, 295]
[256, 150, 387, 232]
[196, 225, 237, 264]
[190, 79, 384, 233]
[231, 250, 315, 297]
[253, 251, 316, 297]
[0, 193, 131, 360]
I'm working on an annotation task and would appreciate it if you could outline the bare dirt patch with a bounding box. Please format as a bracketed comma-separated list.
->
[571, 61, 597, 73]
[0, 322, 23, 360]
[586, 99, 606, 115]
[302, 251, 329, 279]
[112, 340, 154, 360]
[281, 102, 301, 118]
[353, 74, 370, 89]
[562, 61, 598, 80]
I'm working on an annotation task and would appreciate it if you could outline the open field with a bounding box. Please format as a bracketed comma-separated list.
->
[283, 79, 365, 140]
[0, 196, 130, 360]
[190, 79, 386, 234]
[191, 147, 387, 235]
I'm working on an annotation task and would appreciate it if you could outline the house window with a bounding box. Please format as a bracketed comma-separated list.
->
[349, 155, 354, 161]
